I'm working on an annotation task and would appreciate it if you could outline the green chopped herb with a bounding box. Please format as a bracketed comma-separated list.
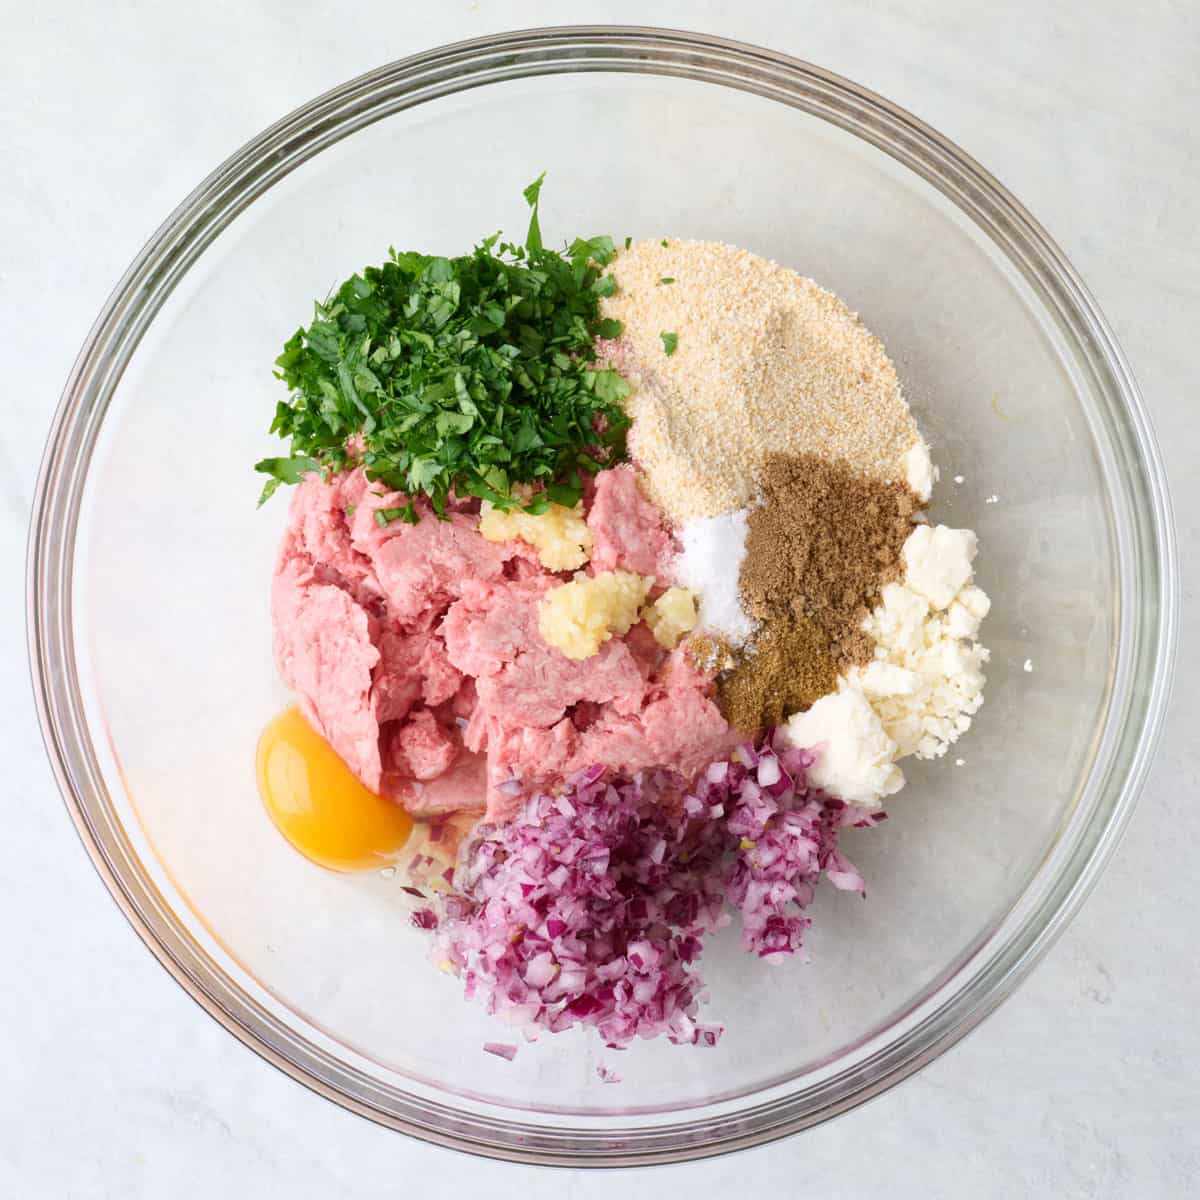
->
[257, 177, 631, 517]
[658, 277, 675, 285]
[660, 238, 669, 247]
[375, 502, 419, 527]
[522, 171, 545, 253]
[623, 236, 632, 249]
[660, 331, 678, 356]
[253, 455, 322, 505]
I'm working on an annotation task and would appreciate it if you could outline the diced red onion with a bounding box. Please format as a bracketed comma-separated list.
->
[425, 736, 879, 1049]
[483, 1042, 518, 1061]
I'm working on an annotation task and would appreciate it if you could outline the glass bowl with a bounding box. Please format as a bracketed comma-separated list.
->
[28, 27, 1176, 1166]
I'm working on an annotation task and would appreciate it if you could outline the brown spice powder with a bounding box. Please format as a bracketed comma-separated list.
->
[717, 612, 837, 733]
[740, 452, 921, 672]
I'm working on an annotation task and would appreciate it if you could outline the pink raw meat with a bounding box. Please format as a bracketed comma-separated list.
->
[285, 468, 380, 603]
[387, 709, 460, 780]
[586, 465, 676, 578]
[272, 476, 482, 815]
[349, 487, 527, 625]
[271, 467, 732, 827]
[441, 578, 645, 727]
[483, 649, 736, 823]
[272, 553, 383, 790]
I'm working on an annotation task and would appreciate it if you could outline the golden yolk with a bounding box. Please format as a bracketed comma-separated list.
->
[256, 706, 414, 872]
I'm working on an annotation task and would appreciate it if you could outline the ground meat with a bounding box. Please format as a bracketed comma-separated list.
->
[481, 650, 737, 823]
[387, 709, 460, 781]
[272, 553, 382, 790]
[349, 486, 529, 625]
[586, 464, 677, 578]
[271, 467, 733, 824]
[441, 578, 646, 727]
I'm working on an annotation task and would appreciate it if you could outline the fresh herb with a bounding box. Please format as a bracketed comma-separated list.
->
[660, 331, 678, 356]
[257, 178, 631, 516]
[254, 455, 323, 504]
[375, 503, 418, 527]
[658, 277, 675, 285]
[522, 172, 545, 252]
[623, 236, 632, 250]
[660, 238, 669, 247]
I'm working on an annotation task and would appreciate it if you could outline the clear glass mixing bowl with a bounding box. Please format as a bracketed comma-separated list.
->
[28, 28, 1176, 1166]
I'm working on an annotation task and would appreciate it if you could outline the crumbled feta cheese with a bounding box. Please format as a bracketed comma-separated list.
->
[782, 684, 905, 808]
[852, 524, 990, 761]
[903, 439, 938, 502]
[902, 524, 978, 610]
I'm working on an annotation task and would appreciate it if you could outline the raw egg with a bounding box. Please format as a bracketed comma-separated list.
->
[256, 706, 414, 871]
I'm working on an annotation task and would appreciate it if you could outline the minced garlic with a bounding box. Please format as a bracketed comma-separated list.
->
[539, 571, 652, 660]
[479, 500, 592, 571]
[643, 587, 699, 649]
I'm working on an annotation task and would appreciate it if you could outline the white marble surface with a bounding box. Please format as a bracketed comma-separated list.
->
[3, 2, 1197, 1195]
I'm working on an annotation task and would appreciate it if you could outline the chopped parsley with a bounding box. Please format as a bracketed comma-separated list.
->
[660, 331, 678, 356]
[256, 178, 631, 518]
[658, 277, 675, 285]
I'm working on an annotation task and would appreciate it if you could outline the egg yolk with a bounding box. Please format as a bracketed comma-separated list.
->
[256, 706, 414, 872]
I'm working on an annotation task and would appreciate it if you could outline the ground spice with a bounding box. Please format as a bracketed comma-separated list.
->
[740, 452, 921, 671]
[717, 612, 837, 733]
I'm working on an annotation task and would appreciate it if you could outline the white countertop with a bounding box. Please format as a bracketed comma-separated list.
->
[4, 3, 1197, 1195]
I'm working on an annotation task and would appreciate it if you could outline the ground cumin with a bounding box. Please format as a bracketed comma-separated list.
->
[717, 612, 837, 733]
[740, 452, 921, 671]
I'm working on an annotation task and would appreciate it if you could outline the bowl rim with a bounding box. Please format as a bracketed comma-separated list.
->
[27, 25, 1178, 1166]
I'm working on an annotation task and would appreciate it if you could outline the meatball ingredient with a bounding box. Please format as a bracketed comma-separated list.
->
[426, 742, 872, 1045]
[674, 509, 756, 644]
[718, 612, 837, 732]
[479, 499, 592, 571]
[584, 464, 677, 578]
[903, 440, 937, 502]
[852, 525, 990, 759]
[900, 524, 978, 610]
[740, 451, 921, 670]
[257, 706, 414, 871]
[258, 178, 631, 515]
[643, 587, 699, 649]
[782, 685, 905, 808]
[538, 570, 652, 660]
[600, 239, 922, 522]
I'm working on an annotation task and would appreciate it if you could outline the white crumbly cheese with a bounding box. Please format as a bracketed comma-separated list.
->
[674, 509, 755, 643]
[902, 439, 938, 502]
[851, 524, 990, 761]
[902, 523, 977, 610]
[783, 685, 906, 808]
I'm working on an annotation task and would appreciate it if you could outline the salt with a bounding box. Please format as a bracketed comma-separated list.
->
[675, 510, 755, 644]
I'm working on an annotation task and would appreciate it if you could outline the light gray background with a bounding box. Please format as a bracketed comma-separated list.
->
[3, 3, 1196, 1196]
